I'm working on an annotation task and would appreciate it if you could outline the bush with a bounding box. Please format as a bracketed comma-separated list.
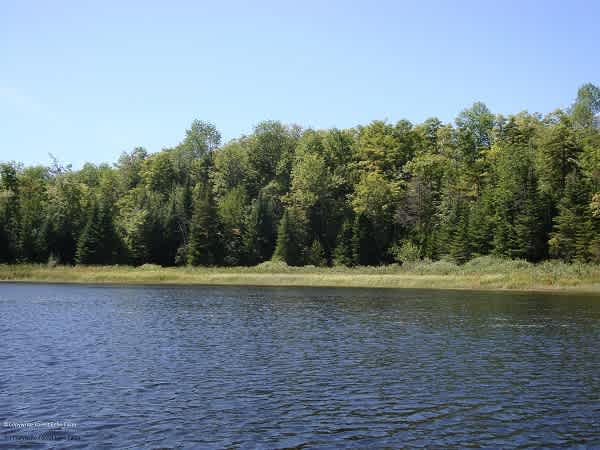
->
[256, 260, 290, 272]
[419, 260, 459, 275]
[463, 256, 531, 273]
[306, 240, 327, 267]
[390, 241, 421, 265]
[47, 254, 59, 268]
[138, 263, 163, 270]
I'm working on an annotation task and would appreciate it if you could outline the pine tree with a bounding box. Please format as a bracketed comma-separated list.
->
[76, 201, 122, 265]
[243, 192, 276, 264]
[575, 219, 594, 262]
[76, 203, 101, 264]
[333, 219, 354, 266]
[468, 196, 494, 257]
[0, 163, 20, 263]
[449, 210, 471, 264]
[549, 171, 590, 261]
[536, 112, 581, 200]
[273, 207, 307, 266]
[126, 209, 151, 265]
[158, 195, 181, 266]
[224, 227, 245, 266]
[511, 170, 545, 261]
[352, 214, 378, 266]
[306, 239, 326, 266]
[99, 203, 123, 263]
[187, 184, 222, 266]
[587, 217, 600, 263]
[492, 209, 511, 258]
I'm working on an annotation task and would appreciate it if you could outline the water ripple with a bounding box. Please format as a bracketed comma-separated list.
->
[1, 284, 600, 448]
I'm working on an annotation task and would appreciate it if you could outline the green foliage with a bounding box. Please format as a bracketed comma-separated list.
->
[487, 126, 546, 261]
[273, 207, 308, 266]
[549, 171, 594, 262]
[218, 186, 248, 266]
[142, 152, 176, 194]
[76, 201, 122, 265]
[17, 166, 49, 262]
[187, 184, 222, 266]
[352, 214, 379, 266]
[212, 142, 250, 198]
[3, 83, 600, 269]
[571, 83, 600, 128]
[244, 190, 277, 264]
[183, 120, 221, 157]
[117, 147, 148, 190]
[390, 240, 421, 265]
[356, 120, 415, 177]
[247, 121, 298, 192]
[43, 172, 85, 264]
[333, 219, 354, 266]
[455, 102, 494, 163]
[290, 151, 330, 210]
[591, 193, 600, 219]
[536, 111, 581, 199]
[306, 240, 326, 267]
[467, 195, 494, 257]
[351, 171, 400, 224]
[0, 163, 20, 263]
[120, 206, 151, 265]
[449, 210, 471, 264]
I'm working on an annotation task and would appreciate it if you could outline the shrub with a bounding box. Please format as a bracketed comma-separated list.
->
[138, 263, 163, 270]
[256, 260, 290, 272]
[390, 241, 421, 265]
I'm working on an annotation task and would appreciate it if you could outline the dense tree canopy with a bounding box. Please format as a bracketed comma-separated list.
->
[1, 84, 599, 266]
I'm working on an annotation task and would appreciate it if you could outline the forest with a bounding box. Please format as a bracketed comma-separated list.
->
[1, 84, 599, 268]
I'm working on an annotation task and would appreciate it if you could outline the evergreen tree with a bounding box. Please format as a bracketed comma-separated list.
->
[306, 239, 326, 266]
[0, 163, 20, 263]
[586, 216, 600, 263]
[157, 195, 181, 266]
[549, 171, 590, 261]
[76, 201, 122, 265]
[273, 207, 307, 266]
[187, 184, 222, 266]
[43, 173, 85, 264]
[333, 219, 354, 266]
[2, 84, 600, 268]
[16, 167, 49, 263]
[511, 170, 545, 261]
[352, 214, 379, 266]
[218, 186, 248, 266]
[224, 228, 245, 266]
[124, 209, 151, 265]
[575, 219, 596, 262]
[536, 112, 581, 200]
[449, 209, 471, 264]
[75, 203, 101, 264]
[243, 192, 276, 264]
[468, 195, 494, 257]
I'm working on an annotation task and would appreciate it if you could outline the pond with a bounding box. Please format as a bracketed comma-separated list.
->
[1, 283, 599, 448]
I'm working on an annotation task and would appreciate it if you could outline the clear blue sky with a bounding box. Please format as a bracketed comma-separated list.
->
[2, 0, 598, 168]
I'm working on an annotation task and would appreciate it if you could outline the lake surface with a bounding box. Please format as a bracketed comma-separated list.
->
[1, 284, 599, 448]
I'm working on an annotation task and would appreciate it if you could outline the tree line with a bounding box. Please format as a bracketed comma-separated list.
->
[1, 84, 599, 267]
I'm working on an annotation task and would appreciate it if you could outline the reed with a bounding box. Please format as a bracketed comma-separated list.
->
[1, 257, 599, 293]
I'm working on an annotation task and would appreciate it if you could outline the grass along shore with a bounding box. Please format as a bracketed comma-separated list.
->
[1, 257, 599, 293]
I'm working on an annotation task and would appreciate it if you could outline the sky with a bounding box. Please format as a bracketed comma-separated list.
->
[1, 0, 599, 168]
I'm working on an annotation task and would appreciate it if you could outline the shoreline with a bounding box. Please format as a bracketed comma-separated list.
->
[1, 263, 599, 294]
[3, 279, 600, 296]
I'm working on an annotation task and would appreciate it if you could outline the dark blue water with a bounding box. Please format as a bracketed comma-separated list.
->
[1, 283, 600, 448]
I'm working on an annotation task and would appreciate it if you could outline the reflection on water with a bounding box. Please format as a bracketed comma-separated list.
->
[1, 284, 599, 448]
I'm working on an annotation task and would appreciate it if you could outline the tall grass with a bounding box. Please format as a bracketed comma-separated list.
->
[0, 257, 599, 292]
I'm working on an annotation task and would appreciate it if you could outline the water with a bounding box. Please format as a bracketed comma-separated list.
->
[1, 283, 600, 448]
